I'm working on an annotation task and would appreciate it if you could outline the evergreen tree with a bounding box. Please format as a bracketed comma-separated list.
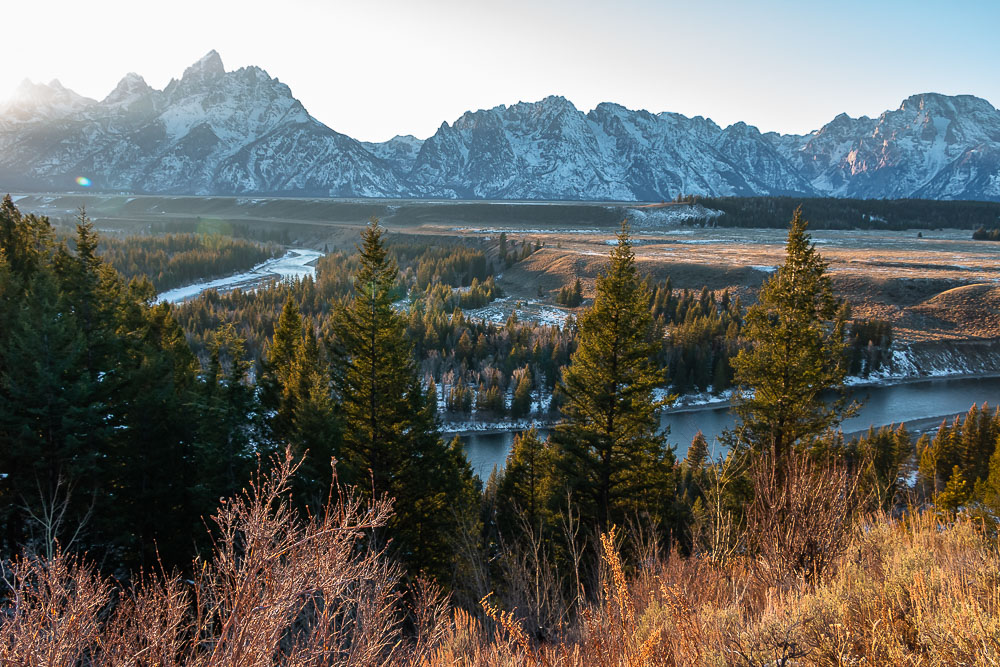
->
[104, 286, 201, 570]
[261, 298, 305, 445]
[286, 326, 339, 506]
[728, 207, 853, 464]
[0, 195, 51, 286]
[851, 423, 912, 509]
[496, 428, 552, 533]
[977, 439, 1000, 512]
[935, 465, 971, 514]
[551, 221, 674, 530]
[685, 431, 709, 470]
[510, 366, 533, 418]
[53, 212, 120, 378]
[0, 268, 103, 558]
[260, 298, 341, 505]
[916, 433, 938, 501]
[331, 218, 476, 579]
[195, 324, 259, 508]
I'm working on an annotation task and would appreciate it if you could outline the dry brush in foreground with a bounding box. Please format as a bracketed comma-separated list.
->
[2, 451, 999, 665]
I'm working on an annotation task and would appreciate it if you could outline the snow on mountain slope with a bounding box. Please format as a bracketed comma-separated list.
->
[361, 135, 424, 174]
[770, 94, 1000, 201]
[0, 52, 997, 201]
[1, 79, 96, 124]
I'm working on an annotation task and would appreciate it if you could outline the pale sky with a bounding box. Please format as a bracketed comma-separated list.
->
[4, 0, 998, 142]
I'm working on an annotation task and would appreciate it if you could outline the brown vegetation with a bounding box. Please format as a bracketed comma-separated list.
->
[3, 450, 999, 665]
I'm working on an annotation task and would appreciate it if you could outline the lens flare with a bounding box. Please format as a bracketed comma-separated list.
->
[75, 176, 92, 187]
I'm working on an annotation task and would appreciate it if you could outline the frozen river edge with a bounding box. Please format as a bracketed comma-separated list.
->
[157, 248, 324, 304]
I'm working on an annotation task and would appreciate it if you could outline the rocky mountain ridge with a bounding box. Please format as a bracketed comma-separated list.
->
[2, 52, 998, 201]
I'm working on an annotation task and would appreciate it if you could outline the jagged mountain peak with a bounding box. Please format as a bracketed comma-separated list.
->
[515, 94, 578, 113]
[10, 77, 84, 101]
[183, 50, 225, 79]
[2, 78, 95, 122]
[103, 72, 154, 106]
[899, 92, 997, 116]
[722, 120, 760, 136]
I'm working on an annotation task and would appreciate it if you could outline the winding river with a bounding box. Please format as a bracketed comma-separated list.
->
[157, 248, 323, 304]
[457, 375, 1000, 478]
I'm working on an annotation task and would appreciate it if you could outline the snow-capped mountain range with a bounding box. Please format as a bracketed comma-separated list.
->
[2, 51, 998, 201]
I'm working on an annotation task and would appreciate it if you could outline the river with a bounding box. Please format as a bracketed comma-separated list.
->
[456, 375, 1000, 478]
[157, 248, 324, 304]
[149, 253, 1000, 480]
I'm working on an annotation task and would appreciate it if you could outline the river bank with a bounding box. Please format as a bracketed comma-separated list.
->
[443, 365, 1000, 437]
[156, 247, 323, 304]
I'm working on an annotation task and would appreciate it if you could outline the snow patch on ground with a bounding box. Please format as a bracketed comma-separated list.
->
[452, 227, 611, 235]
[667, 388, 736, 409]
[442, 417, 555, 435]
[625, 204, 724, 229]
[844, 344, 1000, 386]
[463, 297, 571, 327]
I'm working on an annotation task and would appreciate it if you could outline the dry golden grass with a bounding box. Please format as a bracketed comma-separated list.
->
[469, 226, 1000, 345]
[3, 455, 999, 665]
[422, 514, 1000, 666]
[909, 283, 1000, 339]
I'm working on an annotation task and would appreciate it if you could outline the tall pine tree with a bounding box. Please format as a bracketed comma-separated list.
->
[551, 221, 674, 530]
[728, 207, 853, 464]
[331, 218, 476, 580]
[261, 298, 340, 506]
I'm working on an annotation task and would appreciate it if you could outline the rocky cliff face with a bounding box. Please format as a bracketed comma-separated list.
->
[2, 52, 998, 201]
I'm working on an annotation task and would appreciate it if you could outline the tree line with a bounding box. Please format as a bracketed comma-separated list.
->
[89, 232, 279, 291]
[684, 196, 1000, 230]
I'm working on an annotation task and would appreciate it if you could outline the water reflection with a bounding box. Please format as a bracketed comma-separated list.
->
[455, 376, 1000, 479]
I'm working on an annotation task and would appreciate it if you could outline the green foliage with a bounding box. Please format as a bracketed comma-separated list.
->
[409, 244, 491, 288]
[843, 424, 912, 509]
[977, 440, 1000, 513]
[496, 231, 538, 268]
[694, 196, 1000, 230]
[0, 268, 103, 556]
[555, 278, 583, 307]
[330, 219, 477, 579]
[90, 233, 278, 291]
[914, 403, 1000, 506]
[551, 222, 674, 529]
[0, 195, 52, 282]
[847, 320, 893, 377]
[935, 465, 971, 514]
[510, 366, 534, 419]
[195, 324, 259, 506]
[729, 207, 854, 462]
[686, 431, 709, 470]
[659, 284, 742, 394]
[496, 428, 553, 532]
[260, 301, 340, 506]
[445, 381, 474, 414]
[0, 203, 211, 570]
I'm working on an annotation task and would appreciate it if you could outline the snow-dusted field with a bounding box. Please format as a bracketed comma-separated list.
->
[157, 248, 323, 304]
[463, 296, 572, 327]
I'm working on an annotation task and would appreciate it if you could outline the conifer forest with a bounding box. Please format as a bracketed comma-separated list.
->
[2, 190, 999, 664]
